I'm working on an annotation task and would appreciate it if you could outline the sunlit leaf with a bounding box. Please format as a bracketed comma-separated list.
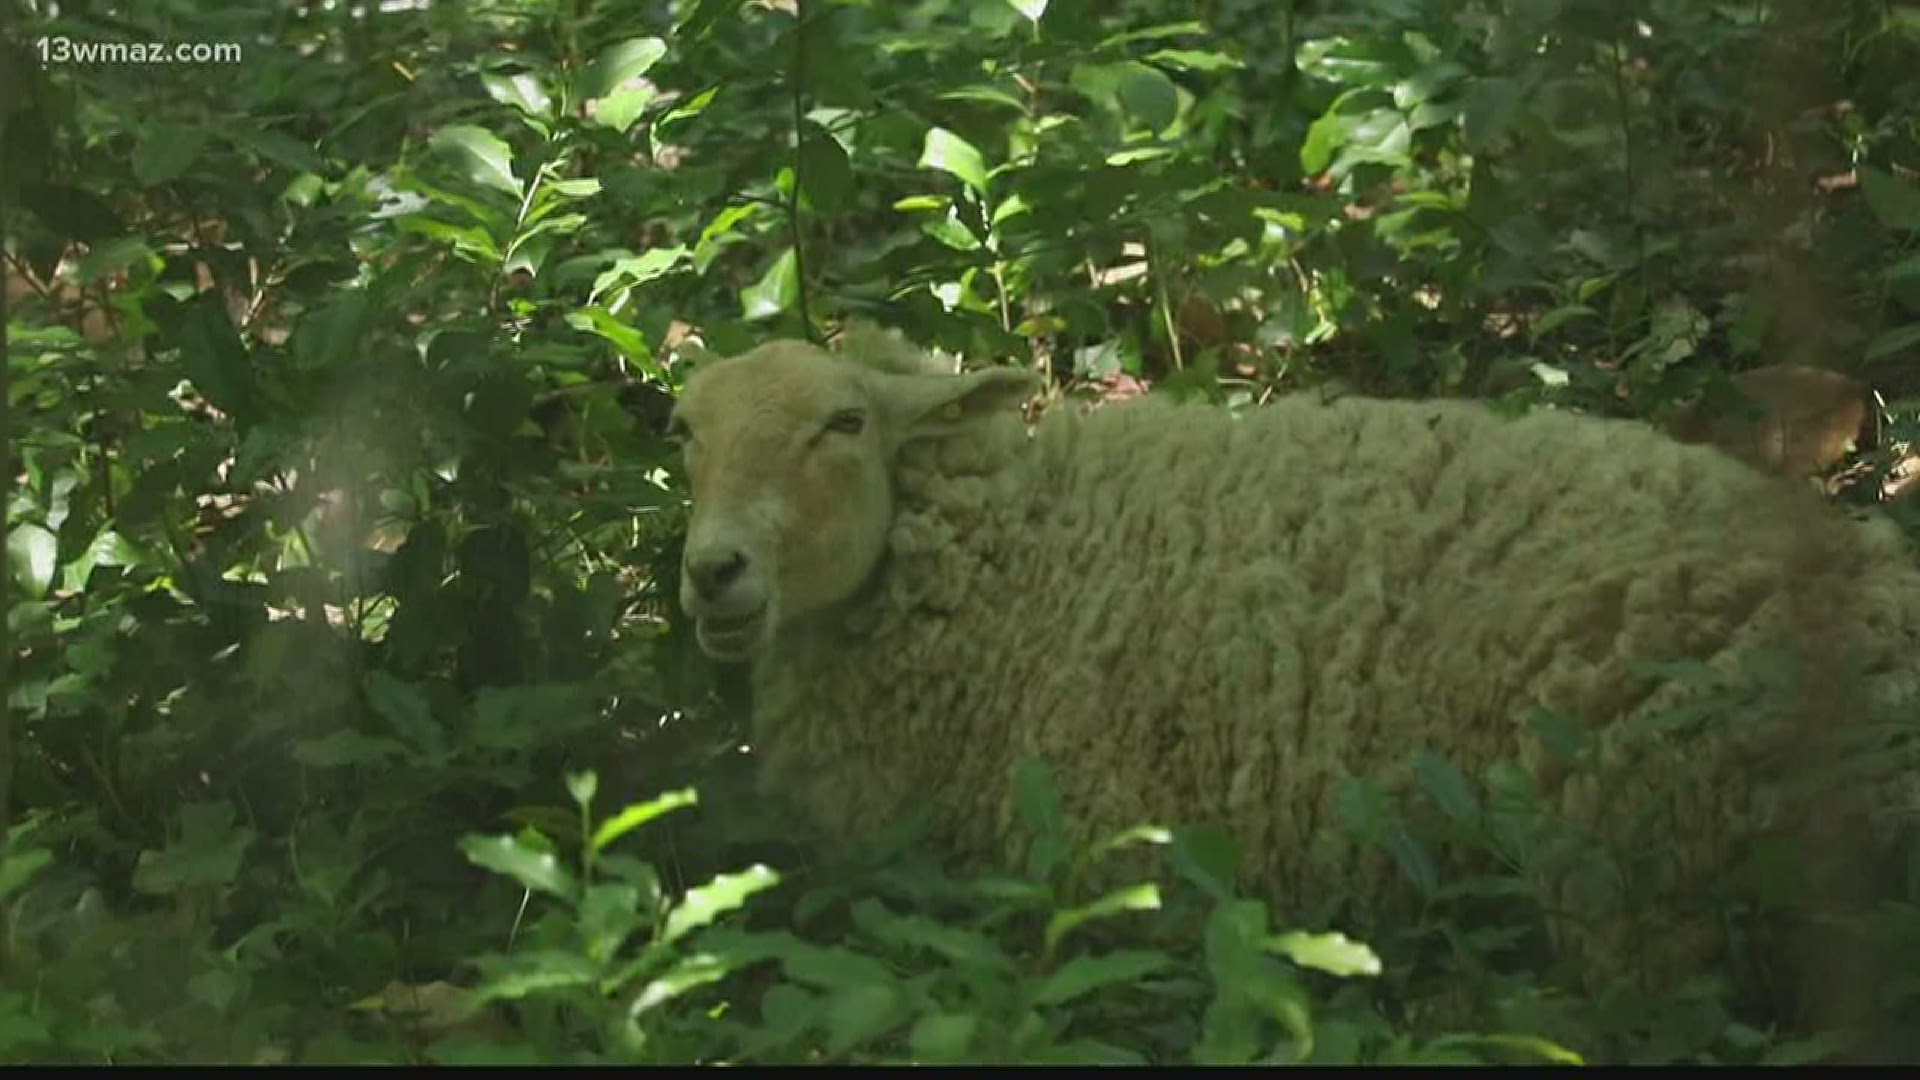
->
[740, 247, 799, 320]
[482, 71, 551, 119]
[1004, 0, 1047, 20]
[7, 524, 57, 598]
[661, 864, 780, 944]
[919, 127, 988, 195]
[581, 37, 668, 100]
[591, 788, 698, 853]
[430, 125, 520, 196]
[1044, 883, 1161, 952]
[1267, 930, 1382, 977]
[458, 833, 579, 901]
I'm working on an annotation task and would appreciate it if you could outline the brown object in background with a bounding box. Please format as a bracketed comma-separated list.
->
[1668, 364, 1868, 478]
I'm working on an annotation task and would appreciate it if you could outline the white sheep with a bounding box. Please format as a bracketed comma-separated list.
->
[666, 328, 1920, 991]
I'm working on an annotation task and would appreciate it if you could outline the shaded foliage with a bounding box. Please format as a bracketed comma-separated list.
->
[4, 0, 1919, 1064]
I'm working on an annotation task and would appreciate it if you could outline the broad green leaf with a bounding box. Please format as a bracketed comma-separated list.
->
[1530, 304, 1597, 340]
[1044, 883, 1161, 952]
[1867, 323, 1920, 361]
[825, 983, 897, 1058]
[365, 671, 445, 756]
[740, 247, 799, 320]
[293, 291, 373, 369]
[430, 125, 520, 196]
[630, 952, 732, 1015]
[470, 950, 597, 1003]
[590, 246, 691, 301]
[567, 306, 653, 369]
[134, 124, 210, 185]
[458, 833, 579, 901]
[799, 124, 853, 214]
[0, 849, 53, 902]
[132, 803, 255, 896]
[591, 788, 698, 853]
[919, 127, 988, 195]
[580, 883, 643, 962]
[69, 236, 156, 284]
[1031, 949, 1168, 1005]
[7, 524, 57, 597]
[591, 85, 654, 133]
[662, 864, 779, 944]
[482, 71, 551, 119]
[1413, 750, 1479, 823]
[908, 1013, 977, 1062]
[581, 37, 667, 101]
[175, 292, 257, 419]
[1861, 166, 1920, 232]
[1267, 930, 1382, 977]
[1144, 48, 1241, 72]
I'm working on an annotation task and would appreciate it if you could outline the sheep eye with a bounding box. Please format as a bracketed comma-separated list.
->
[825, 409, 866, 436]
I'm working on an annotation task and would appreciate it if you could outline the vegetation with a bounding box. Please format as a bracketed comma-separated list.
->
[4, 0, 1918, 1064]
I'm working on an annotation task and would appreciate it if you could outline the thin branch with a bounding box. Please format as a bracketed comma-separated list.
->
[787, 0, 816, 340]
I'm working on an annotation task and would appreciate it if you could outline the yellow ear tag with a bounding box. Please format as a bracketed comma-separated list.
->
[939, 402, 963, 420]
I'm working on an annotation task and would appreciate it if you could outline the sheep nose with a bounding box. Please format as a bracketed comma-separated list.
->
[686, 548, 749, 601]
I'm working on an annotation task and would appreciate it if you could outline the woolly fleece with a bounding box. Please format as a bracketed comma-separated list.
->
[676, 336, 1920, 976]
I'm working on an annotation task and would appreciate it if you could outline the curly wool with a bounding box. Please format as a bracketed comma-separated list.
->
[745, 380, 1920, 946]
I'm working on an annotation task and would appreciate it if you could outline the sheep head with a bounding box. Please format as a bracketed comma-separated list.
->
[670, 336, 1034, 660]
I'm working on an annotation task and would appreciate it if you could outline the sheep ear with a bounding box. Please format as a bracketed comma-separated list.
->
[876, 367, 1037, 442]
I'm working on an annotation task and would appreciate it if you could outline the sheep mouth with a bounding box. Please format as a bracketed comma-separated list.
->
[697, 607, 766, 657]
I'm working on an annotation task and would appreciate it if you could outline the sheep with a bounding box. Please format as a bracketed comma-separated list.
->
[666, 328, 1920, 995]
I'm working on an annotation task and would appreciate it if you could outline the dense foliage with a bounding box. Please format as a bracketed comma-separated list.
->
[4, 0, 1919, 1064]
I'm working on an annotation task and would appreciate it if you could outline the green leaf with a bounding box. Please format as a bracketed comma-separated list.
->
[459, 833, 579, 901]
[662, 864, 780, 944]
[825, 983, 898, 1057]
[919, 127, 988, 195]
[567, 770, 598, 809]
[132, 803, 255, 896]
[1004, 0, 1047, 19]
[1427, 1033, 1584, 1065]
[364, 670, 445, 757]
[1144, 48, 1242, 72]
[470, 950, 597, 1004]
[566, 305, 655, 369]
[1031, 949, 1168, 1005]
[908, 1013, 978, 1063]
[1867, 323, 1920, 361]
[591, 788, 699, 853]
[0, 849, 53, 902]
[292, 291, 373, 369]
[581, 37, 667, 101]
[1267, 930, 1382, 977]
[1044, 883, 1161, 952]
[134, 124, 210, 185]
[590, 246, 691, 302]
[1530, 304, 1597, 341]
[482, 71, 551, 119]
[631, 952, 733, 1015]
[7, 524, 57, 598]
[799, 124, 853, 214]
[580, 883, 643, 962]
[740, 248, 799, 321]
[430, 125, 521, 196]
[591, 85, 654, 133]
[175, 292, 257, 419]
[1412, 750, 1479, 824]
[1861, 166, 1920, 232]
